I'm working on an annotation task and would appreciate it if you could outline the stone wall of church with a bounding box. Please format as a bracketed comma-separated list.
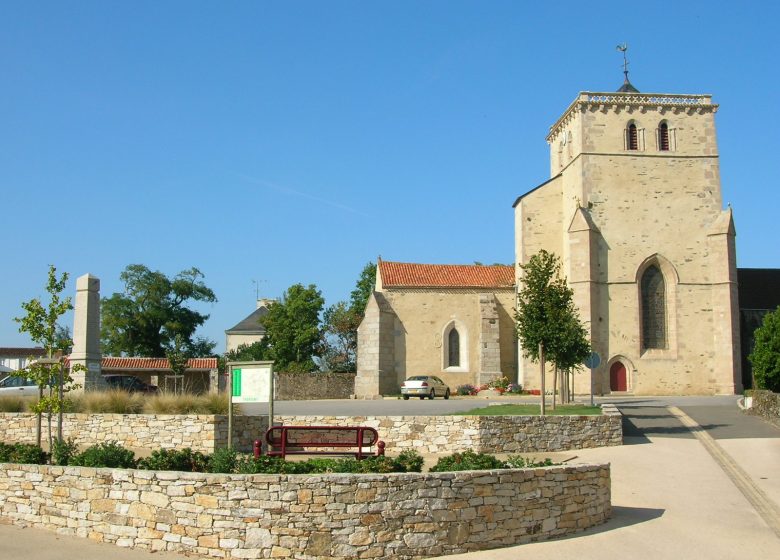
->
[377, 289, 517, 390]
[516, 95, 739, 395]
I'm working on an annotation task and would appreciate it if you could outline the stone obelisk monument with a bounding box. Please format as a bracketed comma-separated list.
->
[70, 273, 103, 391]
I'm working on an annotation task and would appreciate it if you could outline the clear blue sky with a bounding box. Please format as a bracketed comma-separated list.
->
[2, 1, 778, 353]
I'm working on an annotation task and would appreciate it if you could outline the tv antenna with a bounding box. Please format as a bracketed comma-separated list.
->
[251, 279, 267, 300]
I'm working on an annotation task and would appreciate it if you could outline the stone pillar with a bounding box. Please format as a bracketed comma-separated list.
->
[477, 293, 502, 386]
[70, 274, 103, 391]
[708, 209, 742, 394]
[567, 207, 605, 395]
[354, 293, 396, 398]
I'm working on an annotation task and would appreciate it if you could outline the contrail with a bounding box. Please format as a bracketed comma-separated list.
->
[238, 174, 371, 218]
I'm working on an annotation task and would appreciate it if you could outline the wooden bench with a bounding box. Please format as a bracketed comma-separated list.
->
[253, 426, 385, 459]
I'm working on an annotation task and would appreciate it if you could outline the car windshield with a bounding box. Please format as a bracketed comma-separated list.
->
[407, 376, 430, 381]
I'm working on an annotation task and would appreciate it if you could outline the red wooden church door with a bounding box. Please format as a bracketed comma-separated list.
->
[610, 362, 627, 392]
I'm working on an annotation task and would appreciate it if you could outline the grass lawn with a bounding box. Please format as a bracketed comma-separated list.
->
[454, 404, 602, 416]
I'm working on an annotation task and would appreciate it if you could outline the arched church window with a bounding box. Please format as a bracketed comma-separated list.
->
[641, 265, 666, 349]
[658, 122, 670, 151]
[448, 328, 460, 367]
[626, 123, 638, 150]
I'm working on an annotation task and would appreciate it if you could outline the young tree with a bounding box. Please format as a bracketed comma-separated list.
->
[165, 334, 190, 394]
[515, 250, 590, 414]
[749, 306, 780, 392]
[14, 265, 82, 447]
[101, 264, 217, 357]
[260, 284, 324, 372]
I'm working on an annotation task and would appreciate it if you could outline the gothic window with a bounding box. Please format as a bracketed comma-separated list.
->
[448, 328, 460, 367]
[641, 265, 666, 349]
[626, 123, 638, 150]
[658, 122, 670, 151]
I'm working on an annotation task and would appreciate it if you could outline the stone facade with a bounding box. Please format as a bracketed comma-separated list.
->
[515, 91, 741, 395]
[0, 462, 611, 559]
[0, 407, 622, 455]
[356, 261, 518, 398]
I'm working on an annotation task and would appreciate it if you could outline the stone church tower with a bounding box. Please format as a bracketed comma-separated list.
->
[514, 84, 742, 394]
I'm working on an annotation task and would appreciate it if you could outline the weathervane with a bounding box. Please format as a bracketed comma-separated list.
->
[616, 43, 629, 80]
[615, 43, 638, 92]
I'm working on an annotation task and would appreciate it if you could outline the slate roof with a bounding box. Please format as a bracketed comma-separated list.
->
[225, 306, 268, 334]
[379, 261, 515, 289]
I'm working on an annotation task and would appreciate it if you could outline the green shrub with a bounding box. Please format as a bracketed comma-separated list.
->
[504, 455, 555, 468]
[429, 450, 505, 472]
[69, 441, 136, 468]
[209, 447, 238, 473]
[137, 448, 209, 472]
[51, 438, 79, 466]
[0, 442, 47, 464]
[395, 449, 424, 473]
[233, 454, 296, 474]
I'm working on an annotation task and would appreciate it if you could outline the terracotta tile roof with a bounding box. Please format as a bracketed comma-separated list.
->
[0, 347, 47, 357]
[64, 357, 217, 370]
[379, 261, 515, 289]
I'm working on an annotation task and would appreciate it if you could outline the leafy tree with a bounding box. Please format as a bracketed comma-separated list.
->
[515, 250, 590, 414]
[749, 307, 780, 392]
[14, 265, 82, 447]
[321, 262, 376, 372]
[349, 262, 377, 314]
[321, 302, 362, 372]
[101, 264, 217, 357]
[260, 284, 324, 372]
[224, 340, 267, 363]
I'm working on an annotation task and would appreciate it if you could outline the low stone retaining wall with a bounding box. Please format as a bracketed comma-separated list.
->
[746, 390, 780, 428]
[0, 407, 622, 454]
[0, 462, 611, 559]
[0, 413, 224, 452]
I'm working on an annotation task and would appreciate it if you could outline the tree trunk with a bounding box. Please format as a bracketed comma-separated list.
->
[539, 342, 546, 416]
[552, 364, 558, 410]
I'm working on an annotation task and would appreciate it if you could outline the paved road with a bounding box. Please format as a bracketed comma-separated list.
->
[446, 396, 780, 560]
[2, 396, 778, 559]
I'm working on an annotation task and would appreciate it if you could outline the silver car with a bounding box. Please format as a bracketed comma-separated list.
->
[0, 375, 39, 397]
[401, 375, 451, 400]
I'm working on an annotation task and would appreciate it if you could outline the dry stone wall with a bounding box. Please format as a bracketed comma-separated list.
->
[0, 462, 611, 559]
[746, 390, 780, 428]
[0, 406, 622, 455]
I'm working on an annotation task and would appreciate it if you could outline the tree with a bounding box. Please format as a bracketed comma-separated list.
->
[749, 306, 780, 392]
[165, 334, 190, 394]
[224, 340, 267, 363]
[515, 250, 590, 414]
[320, 262, 376, 372]
[14, 265, 82, 447]
[320, 302, 362, 372]
[259, 284, 324, 372]
[101, 265, 217, 357]
[349, 262, 377, 314]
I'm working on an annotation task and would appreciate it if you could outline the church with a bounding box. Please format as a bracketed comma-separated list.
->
[355, 75, 757, 397]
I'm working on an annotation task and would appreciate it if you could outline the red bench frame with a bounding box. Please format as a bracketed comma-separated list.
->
[254, 425, 385, 460]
